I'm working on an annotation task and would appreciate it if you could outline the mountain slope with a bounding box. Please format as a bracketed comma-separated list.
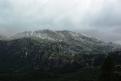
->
[0, 30, 119, 72]
[0, 30, 120, 81]
[0, 35, 7, 40]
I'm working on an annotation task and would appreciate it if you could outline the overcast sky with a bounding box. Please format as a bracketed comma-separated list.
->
[0, 0, 121, 44]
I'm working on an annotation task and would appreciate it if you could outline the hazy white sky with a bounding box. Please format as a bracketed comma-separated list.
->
[0, 0, 121, 44]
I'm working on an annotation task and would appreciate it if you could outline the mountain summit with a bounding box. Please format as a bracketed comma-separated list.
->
[12, 29, 119, 51]
[12, 29, 98, 42]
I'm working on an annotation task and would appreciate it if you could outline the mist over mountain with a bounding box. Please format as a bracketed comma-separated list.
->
[1, 0, 121, 44]
[0, 29, 121, 81]
[1, 0, 121, 80]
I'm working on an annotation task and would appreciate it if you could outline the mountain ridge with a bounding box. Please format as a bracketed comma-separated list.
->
[0, 29, 120, 52]
[11, 29, 100, 41]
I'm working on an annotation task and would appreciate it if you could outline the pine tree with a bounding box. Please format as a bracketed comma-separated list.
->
[99, 56, 114, 81]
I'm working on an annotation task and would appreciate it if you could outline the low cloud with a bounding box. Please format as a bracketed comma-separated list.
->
[0, 0, 121, 43]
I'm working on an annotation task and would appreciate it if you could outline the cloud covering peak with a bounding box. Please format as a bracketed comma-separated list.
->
[0, 0, 121, 44]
